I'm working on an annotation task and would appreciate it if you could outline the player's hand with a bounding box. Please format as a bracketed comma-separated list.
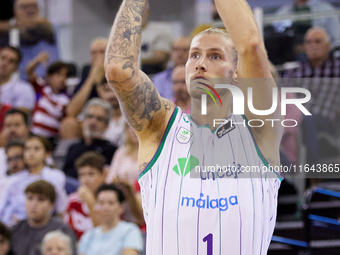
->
[78, 186, 96, 205]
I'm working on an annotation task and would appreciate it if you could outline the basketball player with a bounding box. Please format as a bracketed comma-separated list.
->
[105, 0, 283, 254]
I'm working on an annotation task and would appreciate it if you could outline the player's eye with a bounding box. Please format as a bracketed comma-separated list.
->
[191, 53, 199, 59]
[211, 54, 221, 60]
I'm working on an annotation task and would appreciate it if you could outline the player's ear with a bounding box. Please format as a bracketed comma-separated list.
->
[232, 69, 238, 83]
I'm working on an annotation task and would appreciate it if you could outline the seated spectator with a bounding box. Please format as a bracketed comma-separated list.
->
[152, 37, 191, 100]
[26, 53, 70, 140]
[171, 65, 190, 114]
[0, 0, 59, 80]
[1, 109, 30, 145]
[0, 136, 67, 227]
[78, 184, 143, 255]
[41, 230, 73, 255]
[0, 221, 14, 255]
[284, 27, 340, 164]
[63, 99, 117, 179]
[140, 2, 172, 75]
[6, 140, 26, 176]
[0, 140, 26, 210]
[0, 109, 30, 181]
[72, 37, 107, 99]
[275, 0, 340, 50]
[67, 76, 125, 147]
[11, 180, 76, 255]
[107, 123, 139, 185]
[64, 152, 107, 240]
[111, 178, 145, 230]
[0, 47, 36, 113]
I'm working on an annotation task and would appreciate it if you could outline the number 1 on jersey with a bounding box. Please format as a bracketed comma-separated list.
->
[203, 233, 213, 255]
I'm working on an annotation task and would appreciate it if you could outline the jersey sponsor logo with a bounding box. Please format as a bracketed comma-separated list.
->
[176, 127, 192, 144]
[216, 121, 235, 138]
[181, 193, 238, 211]
[172, 155, 199, 177]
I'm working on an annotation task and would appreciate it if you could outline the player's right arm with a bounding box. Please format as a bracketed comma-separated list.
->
[104, 0, 175, 169]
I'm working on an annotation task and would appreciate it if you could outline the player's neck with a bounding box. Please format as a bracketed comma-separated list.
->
[190, 96, 231, 131]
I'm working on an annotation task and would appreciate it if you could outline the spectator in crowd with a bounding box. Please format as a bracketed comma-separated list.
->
[284, 27, 340, 164]
[1, 109, 30, 144]
[0, 109, 30, 177]
[171, 65, 190, 114]
[275, 0, 340, 50]
[5, 140, 25, 176]
[0, 0, 59, 80]
[41, 230, 73, 255]
[72, 37, 108, 99]
[11, 180, 76, 255]
[0, 136, 67, 227]
[0, 221, 13, 255]
[0, 47, 36, 113]
[63, 99, 117, 179]
[111, 178, 145, 230]
[26, 53, 70, 140]
[67, 76, 125, 148]
[64, 152, 107, 240]
[140, 1, 172, 75]
[152, 37, 191, 99]
[78, 184, 143, 255]
[0, 141, 26, 211]
[107, 123, 139, 185]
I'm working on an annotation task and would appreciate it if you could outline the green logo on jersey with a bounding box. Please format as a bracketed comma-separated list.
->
[172, 155, 199, 177]
[182, 130, 189, 135]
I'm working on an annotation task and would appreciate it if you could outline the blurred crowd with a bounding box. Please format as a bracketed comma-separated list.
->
[0, 0, 339, 255]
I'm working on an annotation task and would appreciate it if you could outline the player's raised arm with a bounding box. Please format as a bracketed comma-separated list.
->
[214, 0, 281, 122]
[104, 0, 174, 139]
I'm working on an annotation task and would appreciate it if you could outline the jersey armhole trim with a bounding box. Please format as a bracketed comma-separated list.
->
[241, 115, 284, 182]
[137, 107, 179, 181]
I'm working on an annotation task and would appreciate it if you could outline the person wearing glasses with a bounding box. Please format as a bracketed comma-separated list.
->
[63, 99, 117, 179]
[0, 141, 26, 212]
[0, 0, 60, 80]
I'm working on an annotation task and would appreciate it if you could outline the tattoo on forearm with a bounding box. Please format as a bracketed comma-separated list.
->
[106, 0, 145, 71]
[111, 79, 162, 131]
[106, 0, 172, 132]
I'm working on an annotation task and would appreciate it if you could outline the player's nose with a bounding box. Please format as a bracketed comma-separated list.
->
[195, 57, 207, 72]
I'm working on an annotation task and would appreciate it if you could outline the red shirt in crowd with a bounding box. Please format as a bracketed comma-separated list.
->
[64, 192, 93, 240]
[0, 103, 12, 131]
[30, 78, 69, 138]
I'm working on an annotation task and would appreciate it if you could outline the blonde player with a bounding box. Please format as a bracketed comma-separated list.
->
[105, 0, 283, 254]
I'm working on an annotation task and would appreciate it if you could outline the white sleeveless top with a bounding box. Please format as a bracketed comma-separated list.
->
[138, 107, 282, 255]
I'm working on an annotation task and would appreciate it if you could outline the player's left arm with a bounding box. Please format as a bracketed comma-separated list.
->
[215, 0, 283, 163]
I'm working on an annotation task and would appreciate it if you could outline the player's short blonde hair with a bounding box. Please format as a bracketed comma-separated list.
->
[194, 28, 238, 69]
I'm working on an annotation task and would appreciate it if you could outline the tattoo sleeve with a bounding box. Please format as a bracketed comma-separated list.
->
[105, 0, 173, 132]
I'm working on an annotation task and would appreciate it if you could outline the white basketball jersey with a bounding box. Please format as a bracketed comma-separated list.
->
[138, 107, 282, 255]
